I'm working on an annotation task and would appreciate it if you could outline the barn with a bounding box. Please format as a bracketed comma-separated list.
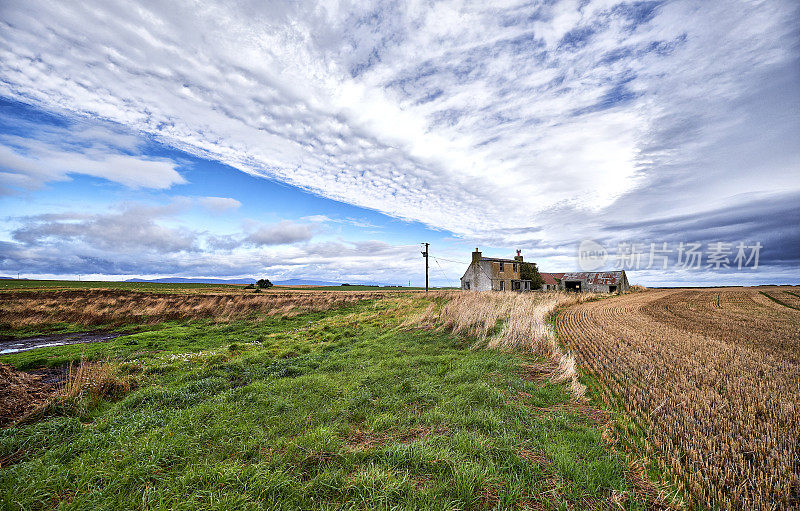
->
[540, 273, 564, 291]
[559, 271, 629, 293]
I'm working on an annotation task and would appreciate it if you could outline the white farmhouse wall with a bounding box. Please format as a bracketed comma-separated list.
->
[460, 262, 493, 291]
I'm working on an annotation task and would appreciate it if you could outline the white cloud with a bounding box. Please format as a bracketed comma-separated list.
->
[11, 204, 197, 253]
[245, 220, 315, 246]
[198, 196, 241, 212]
[1, 203, 427, 284]
[0, 121, 185, 193]
[0, 0, 797, 247]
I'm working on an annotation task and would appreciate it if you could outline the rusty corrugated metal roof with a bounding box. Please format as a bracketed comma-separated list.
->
[561, 271, 624, 285]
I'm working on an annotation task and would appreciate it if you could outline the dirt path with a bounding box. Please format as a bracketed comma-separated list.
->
[556, 288, 800, 510]
[0, 330, 130, 355]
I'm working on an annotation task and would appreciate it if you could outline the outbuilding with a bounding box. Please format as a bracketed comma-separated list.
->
[559, 271, 629, 293]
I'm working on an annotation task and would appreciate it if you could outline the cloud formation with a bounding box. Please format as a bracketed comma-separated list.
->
[245, 221, 315, 246]
[0, 0, 796, 239]
[0, 105, 186, 193]
[0, 1, 797, 285]
[198, 196, 241, 212]
[11, 204, 197, 253]
[1, 202, 421, 284]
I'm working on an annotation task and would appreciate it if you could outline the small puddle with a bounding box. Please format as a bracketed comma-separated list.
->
[0, 330, 130, 355]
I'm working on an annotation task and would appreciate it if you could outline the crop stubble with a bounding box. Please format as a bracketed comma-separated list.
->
[556, 287, 799, 510]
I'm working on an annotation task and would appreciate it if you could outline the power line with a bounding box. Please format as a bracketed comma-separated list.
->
[431, 254, 493, 289]
[431, 256, 469, 265]
[430, 256, 456, 287]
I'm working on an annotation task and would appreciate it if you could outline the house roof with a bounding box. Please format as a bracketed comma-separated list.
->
[561, 271, 625, 285]
[479, 257, 520, 264]
[540, 273, 559, 286]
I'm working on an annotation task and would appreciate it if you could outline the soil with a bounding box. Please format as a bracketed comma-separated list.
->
[0, 363, 66, 429]
[0, 330, 130, 355]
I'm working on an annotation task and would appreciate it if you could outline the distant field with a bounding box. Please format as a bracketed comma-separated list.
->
[0, 279, 434, 293]
[276, 285, 431, 291]
[0, 279, 243, 293]
[0, 289, 653, 510]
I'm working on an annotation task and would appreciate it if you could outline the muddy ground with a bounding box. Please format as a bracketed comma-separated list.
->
[0, 330, 130, 355]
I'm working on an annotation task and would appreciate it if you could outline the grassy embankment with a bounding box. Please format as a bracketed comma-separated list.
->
[1, 290, 648, 510]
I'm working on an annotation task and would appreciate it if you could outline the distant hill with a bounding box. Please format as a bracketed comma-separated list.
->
[273, 278, 343, 286]
[125, 277, 256, 285]
[127, 277, 404, 287]
[123, 277, 348, 286]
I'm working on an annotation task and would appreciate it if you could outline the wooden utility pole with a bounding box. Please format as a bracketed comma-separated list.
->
[421, 243, 429, 293]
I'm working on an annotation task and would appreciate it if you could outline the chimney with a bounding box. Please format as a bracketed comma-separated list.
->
[514, 249, 523, 262]
[472, 247, 482, 264]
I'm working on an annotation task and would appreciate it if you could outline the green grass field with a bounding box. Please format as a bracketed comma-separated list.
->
[1, 294, 647, 510]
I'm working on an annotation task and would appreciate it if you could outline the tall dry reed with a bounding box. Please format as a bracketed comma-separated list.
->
[410, 291, 592, 398]
[0, 289, 391, 329]
[60, 357, 130, 405]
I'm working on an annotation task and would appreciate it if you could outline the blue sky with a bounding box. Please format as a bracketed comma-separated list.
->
[0, 0, 798, 286]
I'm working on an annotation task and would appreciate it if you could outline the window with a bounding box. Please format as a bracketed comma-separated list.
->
[465, 281, 470, 290]
[499, 262, 504, 271]
[499, 281, 505, 291]
[513, 263, 518, 273]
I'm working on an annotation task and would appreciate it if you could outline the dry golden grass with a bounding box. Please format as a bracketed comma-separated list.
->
[0, 288, 392, 329]
[0, 358, 132, 429]
[556, 287, 800, 510]
[60, 358, 131, 405]
[409, 290, 593, 398]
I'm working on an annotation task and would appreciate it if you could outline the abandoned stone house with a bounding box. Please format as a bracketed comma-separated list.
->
[459, 249, 533, 292]
[460, 249, 629, 293]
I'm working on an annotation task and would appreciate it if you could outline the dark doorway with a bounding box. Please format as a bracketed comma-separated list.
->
[564, 281, 581, 292]
[608, 285, 617, 293]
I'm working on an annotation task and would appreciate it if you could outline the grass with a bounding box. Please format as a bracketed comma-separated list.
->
[1, 294, 647, 510]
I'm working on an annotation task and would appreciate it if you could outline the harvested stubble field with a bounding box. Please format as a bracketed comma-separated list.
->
[556, 286, 800, 510]
[0, 287, 653, 510]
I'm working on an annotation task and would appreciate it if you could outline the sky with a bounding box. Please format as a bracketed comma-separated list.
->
[0, 0, 798, 287]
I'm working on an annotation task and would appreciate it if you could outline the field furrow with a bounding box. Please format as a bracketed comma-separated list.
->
[556, 288, 800, 510]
